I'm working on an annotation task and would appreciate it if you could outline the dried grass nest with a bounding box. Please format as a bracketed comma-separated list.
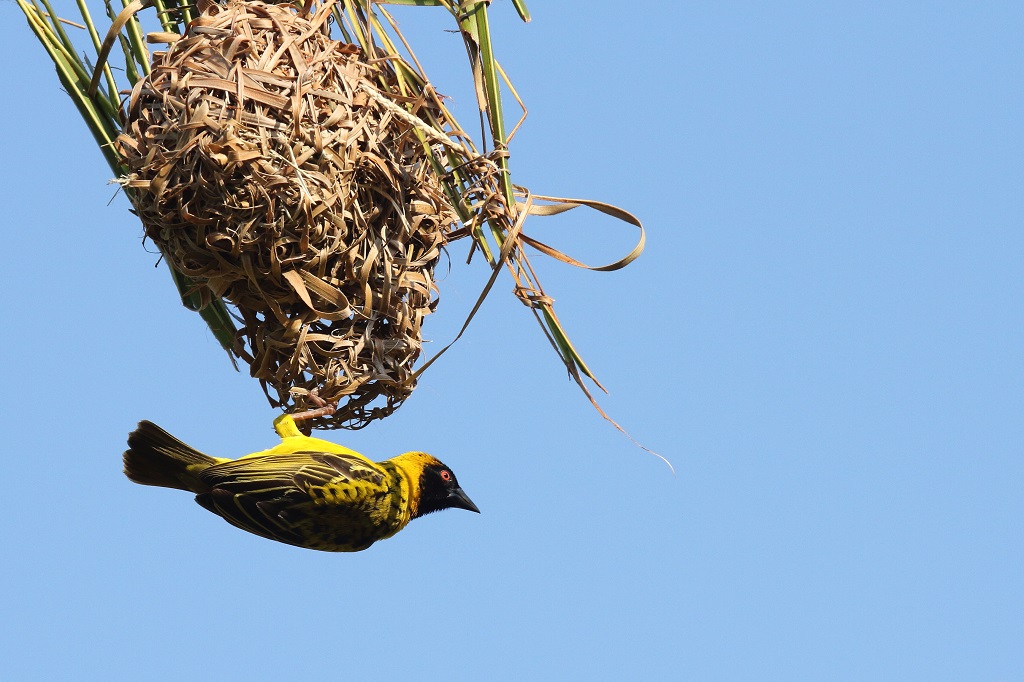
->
[117, 0, 475, 428]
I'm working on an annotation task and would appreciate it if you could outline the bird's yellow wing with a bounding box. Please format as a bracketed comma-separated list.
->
[199, 451, 385, 491]
[195, 451, 393, 550]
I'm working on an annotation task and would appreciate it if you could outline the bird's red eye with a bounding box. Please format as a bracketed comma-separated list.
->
[440, 470, 452, 482]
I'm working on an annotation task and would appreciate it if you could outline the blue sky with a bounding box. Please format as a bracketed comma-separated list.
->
[1, 2, 1021, 679]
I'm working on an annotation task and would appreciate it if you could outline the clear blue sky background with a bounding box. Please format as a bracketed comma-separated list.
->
[1, 2, 1021, 680]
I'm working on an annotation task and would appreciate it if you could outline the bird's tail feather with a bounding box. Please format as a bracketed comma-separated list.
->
[124, 421, 219, 492]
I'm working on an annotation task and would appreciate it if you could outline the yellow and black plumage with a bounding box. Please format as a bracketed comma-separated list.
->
[123, 414, 479, 551]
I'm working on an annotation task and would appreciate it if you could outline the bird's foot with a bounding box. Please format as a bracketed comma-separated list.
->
[290, 389, 337, 423]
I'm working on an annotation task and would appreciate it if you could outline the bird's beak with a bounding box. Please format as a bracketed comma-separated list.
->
[448, 486, 480, 513]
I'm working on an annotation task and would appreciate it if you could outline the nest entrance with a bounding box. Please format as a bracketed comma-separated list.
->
[117, 1, 464, 428]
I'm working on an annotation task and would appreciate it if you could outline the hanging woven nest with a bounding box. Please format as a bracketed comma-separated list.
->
[116, 0, 463, 428]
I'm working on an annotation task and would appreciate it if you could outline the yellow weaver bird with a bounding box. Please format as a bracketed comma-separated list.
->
[123, 412, 479, 552]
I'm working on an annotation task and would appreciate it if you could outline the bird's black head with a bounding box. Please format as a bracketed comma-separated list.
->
[415, 460, 480, 518]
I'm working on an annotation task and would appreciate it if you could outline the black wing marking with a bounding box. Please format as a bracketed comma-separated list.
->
[192, 451, 388, 547]
[196, 488, 306, 547]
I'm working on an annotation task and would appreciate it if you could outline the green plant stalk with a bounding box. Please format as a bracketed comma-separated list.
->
[454, 2, 597, 381]
[463, 3, 514, 204]
[75, 0, 121, 111]
[380, 0, 596, 383]
[176, 0, 193, 25]
[21, 2, 120, 158]
[17, 0, 239, 358]
[37, 0, 76, 56]
[120, 0, 151, 76]
[151, 0, 180, 33]
[509, 0, 530, 22]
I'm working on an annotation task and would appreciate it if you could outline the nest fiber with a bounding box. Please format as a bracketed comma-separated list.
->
[117, 1, 459, 428]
